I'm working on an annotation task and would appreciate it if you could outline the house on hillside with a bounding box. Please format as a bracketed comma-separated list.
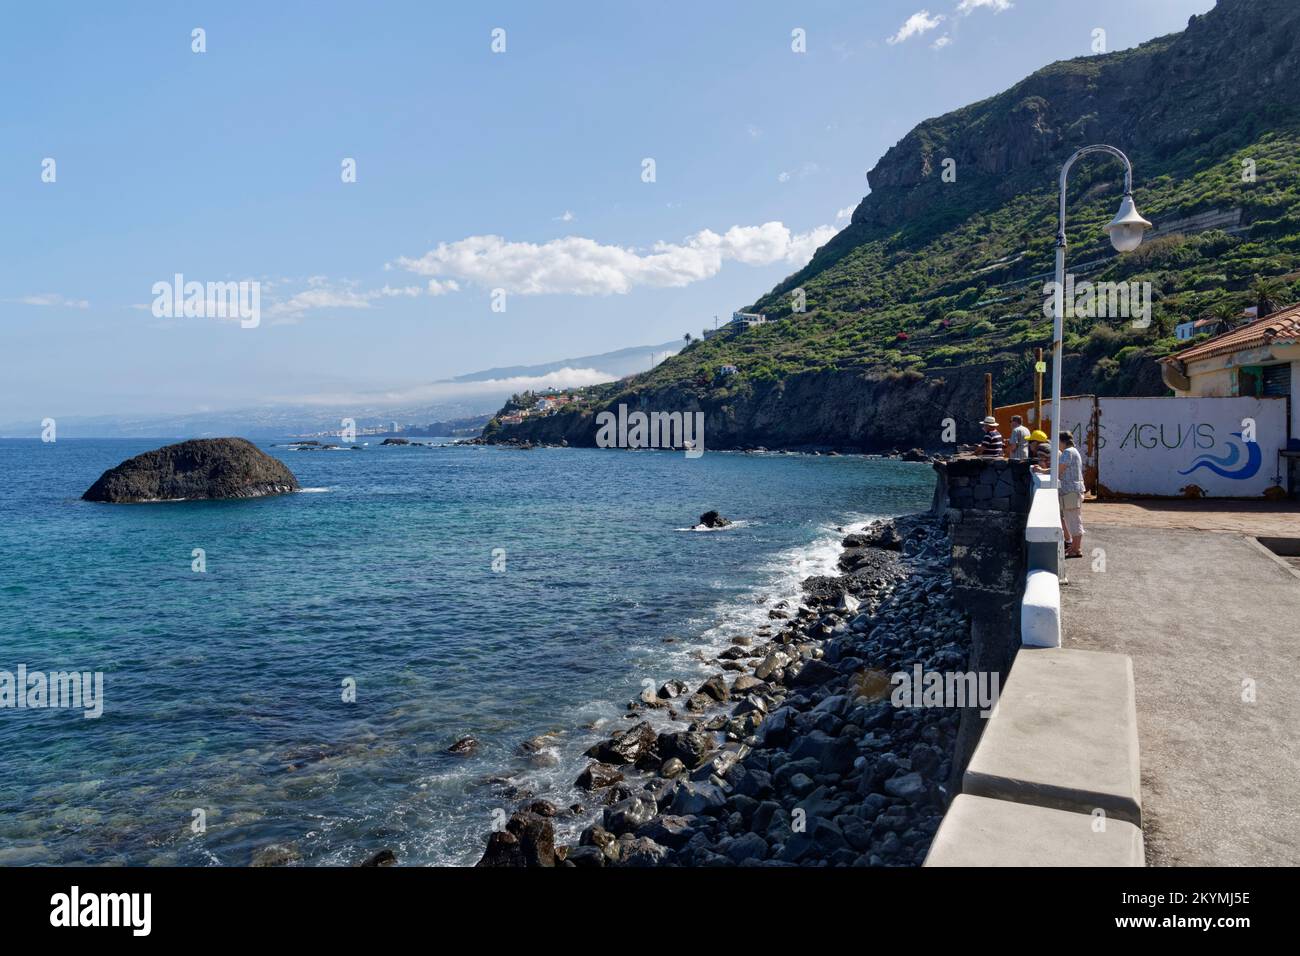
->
[1160, 303, 1300, 443]
[730, 311, 767, 331]
[1174, 317, 1231, 341]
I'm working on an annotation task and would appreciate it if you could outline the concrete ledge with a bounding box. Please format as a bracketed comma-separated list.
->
[1026, 482, 1063, 543]
[964, 647, 1142, 826]
[1021, 569, 1062, 648]
[924, 794, 1144, 867]
[1026, 482, 1063, 573]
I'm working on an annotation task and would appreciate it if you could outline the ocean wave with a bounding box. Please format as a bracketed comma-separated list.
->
[673, 519, 751, 532]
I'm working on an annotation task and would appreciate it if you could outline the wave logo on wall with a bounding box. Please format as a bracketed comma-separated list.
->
[1178, 431, 1261, 480]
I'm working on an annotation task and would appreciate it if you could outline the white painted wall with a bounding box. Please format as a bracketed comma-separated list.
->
[1097, 396, 1287, 497]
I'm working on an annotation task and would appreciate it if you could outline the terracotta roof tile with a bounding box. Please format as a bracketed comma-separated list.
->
[1164, 301, 1300, 363]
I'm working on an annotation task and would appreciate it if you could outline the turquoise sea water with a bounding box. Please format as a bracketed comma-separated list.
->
[0, 438, 933, 866]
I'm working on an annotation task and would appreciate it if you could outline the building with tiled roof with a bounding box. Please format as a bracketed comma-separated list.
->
[1160, 302, 1300, 444]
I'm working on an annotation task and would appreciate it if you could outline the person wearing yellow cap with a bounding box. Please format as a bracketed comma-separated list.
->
[1029, 430, 1051, 474]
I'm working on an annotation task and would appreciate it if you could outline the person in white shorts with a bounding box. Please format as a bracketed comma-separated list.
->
[1006, 415, 1031, 460]
[1058, 431, 1086, 558]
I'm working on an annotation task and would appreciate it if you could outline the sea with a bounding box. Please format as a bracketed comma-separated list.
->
[0, 438, 934, 866]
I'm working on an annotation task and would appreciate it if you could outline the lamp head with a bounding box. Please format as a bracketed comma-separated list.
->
[1106, 193, 1152, 253]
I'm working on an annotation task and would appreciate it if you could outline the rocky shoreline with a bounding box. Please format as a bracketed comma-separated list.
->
[476, 508, 970, 867]
[465, 434, 937, 463]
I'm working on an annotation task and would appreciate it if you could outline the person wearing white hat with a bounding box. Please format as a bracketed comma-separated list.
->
[977, 416, 1004, 457]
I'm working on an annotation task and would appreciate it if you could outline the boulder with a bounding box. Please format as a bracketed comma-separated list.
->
[476, 811, 556, 867]
[697, 675, 730, 702]
[82, 438, 299, 503]
[670, 781, 727, 815]
[575, 762, 625, 791]
[657, 730, 715, 769]
[657, 679, 688, 699]
[603, 792, 659, 835]
[585, 721, 658, 765]
[446, 735, 478, 756]
[617, 836, 671, 867]
[698, 510, 731, 529]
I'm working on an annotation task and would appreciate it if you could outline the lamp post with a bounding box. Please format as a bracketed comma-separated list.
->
[1050, 145, 1152, 490]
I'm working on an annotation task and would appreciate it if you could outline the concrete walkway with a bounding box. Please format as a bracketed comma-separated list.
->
[1086, 498, 1300, 536]
[1061, 526, 1300, 865]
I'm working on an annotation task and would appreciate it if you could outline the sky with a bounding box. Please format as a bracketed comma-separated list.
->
[0, 0, 1215, 421]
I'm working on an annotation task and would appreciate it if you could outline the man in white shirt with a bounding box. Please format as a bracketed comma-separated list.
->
[1058, 431, 1086, 558]
[1006, 415, 1031, 460]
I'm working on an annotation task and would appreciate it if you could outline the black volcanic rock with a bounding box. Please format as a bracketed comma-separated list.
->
[82, 438, 299, 503]
[698, 510, 730, 528]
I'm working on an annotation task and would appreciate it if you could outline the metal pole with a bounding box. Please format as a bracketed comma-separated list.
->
[1051, 143, 1135, 492]
[985, 373, 993, 418]
[1034, 347, 1043, 427]
[1051, 238, 1065, 490]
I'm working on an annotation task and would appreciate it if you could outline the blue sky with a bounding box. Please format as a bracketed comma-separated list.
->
[1, 0, 1213, 420]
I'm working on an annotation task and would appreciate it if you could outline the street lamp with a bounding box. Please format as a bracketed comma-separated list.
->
[1049, 145, 1152, 491]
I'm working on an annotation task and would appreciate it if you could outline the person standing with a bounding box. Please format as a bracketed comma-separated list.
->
[977, 416, 1004, 457]
[1029, 429, 1051, 474]
[1006, 415, 1031, 460]
[1058, 431, 1086, 558]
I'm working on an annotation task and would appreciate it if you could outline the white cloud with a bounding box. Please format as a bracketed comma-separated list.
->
[393, 220, 840, 297]
[836, 206, 855, 221]
[282, 367, 619, 407]
[266, 280, 427, 318]
[777, 171, 791, 183]
[932, 34, 952, 49]
[887, 10, 945, 45]
[426, 279, 460, 296]
[553, 210, 575, 222]
[957, 0, 1012, 14]
[14, 293, 90, 309]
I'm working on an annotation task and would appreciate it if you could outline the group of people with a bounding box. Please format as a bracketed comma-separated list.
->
[976, 413, 1086, 559]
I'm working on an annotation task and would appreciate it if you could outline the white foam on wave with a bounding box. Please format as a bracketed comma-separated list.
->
[673, 519, 750, 533]
[677, 510, 878, 661]
[298, 487, 333, 493]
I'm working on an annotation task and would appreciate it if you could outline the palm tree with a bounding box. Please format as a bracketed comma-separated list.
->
[1208, 299, 1240, 331]
[683, 332, 692, 345]
[1252, 275, 1284, 320]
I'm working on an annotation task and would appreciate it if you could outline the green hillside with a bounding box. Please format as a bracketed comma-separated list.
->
[491, 0, 1300, 449]
[651, 127, 1300, 397]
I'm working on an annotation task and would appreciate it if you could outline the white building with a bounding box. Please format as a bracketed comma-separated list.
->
[730, 311, 767, 330]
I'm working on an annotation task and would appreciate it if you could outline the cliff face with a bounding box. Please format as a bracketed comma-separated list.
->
[859, 0, 1300, 228]
[489, 0, 1299, 452]
[496, 352, 1163, 451]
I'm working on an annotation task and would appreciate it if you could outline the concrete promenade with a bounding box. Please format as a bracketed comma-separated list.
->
[1060, 523, 1300, 865]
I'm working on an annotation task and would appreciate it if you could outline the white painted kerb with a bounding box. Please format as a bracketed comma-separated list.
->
[1022, 569, 1062, 648]
[1026, 476, 1063, 544]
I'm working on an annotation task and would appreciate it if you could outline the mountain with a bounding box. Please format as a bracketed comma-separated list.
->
[490, 0, 1300, 450]
[1, 340, 680, 439]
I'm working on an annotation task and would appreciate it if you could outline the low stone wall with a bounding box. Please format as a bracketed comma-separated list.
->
[926, 461, 1144, 867]
[931, 457, 1033, 790]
